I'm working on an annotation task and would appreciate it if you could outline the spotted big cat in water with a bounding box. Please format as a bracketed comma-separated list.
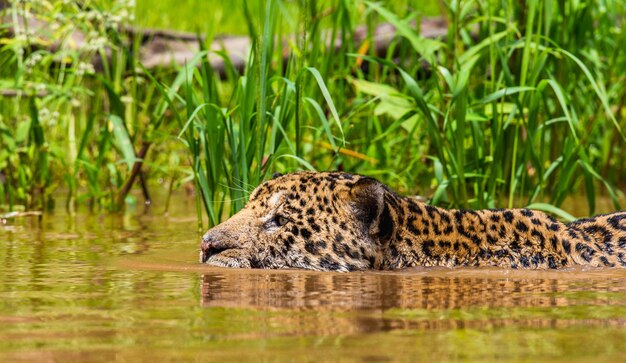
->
[200, 172, 626, 271]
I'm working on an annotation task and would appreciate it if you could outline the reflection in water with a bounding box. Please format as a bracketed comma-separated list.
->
[201, 269, 626, 333]
[201, 271, 626, 310]
[3, 195, 626, 361]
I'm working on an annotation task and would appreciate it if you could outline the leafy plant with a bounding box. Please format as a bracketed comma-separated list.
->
[1, 0, 625, 223]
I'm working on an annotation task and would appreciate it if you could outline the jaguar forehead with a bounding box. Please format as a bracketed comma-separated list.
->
[268, 190, 285, 208]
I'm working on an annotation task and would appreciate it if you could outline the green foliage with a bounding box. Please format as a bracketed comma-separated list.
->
[350, 0, 626, 214]
[1, 0, 625, 223]
[0, 0, 181, 212]
[134, 0, 441, 34]
[162, 0, 626, 226]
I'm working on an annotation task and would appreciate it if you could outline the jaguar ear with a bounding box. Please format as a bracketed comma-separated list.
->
[349, 177, 391, 238]
[271, 172, 283, 179]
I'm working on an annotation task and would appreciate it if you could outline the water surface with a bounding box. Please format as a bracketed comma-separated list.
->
[2, 197, 626, 362]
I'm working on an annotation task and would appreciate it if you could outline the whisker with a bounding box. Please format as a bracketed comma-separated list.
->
[229, 177, 257, 192]
[219, 183, 251, 194]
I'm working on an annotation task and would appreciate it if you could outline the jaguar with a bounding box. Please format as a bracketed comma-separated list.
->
[200, 171, 626, 271]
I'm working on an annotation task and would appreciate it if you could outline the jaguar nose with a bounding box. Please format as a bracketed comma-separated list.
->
[200, 233, 231, 263]
[200, 234, 213, 254]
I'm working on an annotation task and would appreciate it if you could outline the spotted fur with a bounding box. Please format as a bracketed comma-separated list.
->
[200, 171, 626, 271]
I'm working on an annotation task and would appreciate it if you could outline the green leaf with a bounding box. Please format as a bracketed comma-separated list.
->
[459, 29, 511, 64]
[352, 78, 403, 98]
[109, 115, 137, 171]
[476, 86, 535, 105]
[352, 78, 417, 130]
[15, 120, 31, 144]
[545, 79, 578, 143]
[558, 48, 625, 141]
[306, 67, 344, 140]
[276, 155, 317, 171]
[304, 97, 337, 150]
[526, 203, 576, 222]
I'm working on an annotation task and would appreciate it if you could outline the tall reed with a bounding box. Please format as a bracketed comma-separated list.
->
[355, 0, 626, 217]
[1, 0, 625, 224]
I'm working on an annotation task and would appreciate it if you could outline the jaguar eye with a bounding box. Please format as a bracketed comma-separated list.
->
[275, 215, 290, 227]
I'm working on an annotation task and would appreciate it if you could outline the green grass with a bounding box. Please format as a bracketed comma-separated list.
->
[1, 0, 625, 226]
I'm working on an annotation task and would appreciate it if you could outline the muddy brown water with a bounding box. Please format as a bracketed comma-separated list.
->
[2, 195, 626, 362]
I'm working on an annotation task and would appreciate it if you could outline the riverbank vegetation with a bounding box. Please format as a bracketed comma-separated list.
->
[1, 0, 625, 228]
